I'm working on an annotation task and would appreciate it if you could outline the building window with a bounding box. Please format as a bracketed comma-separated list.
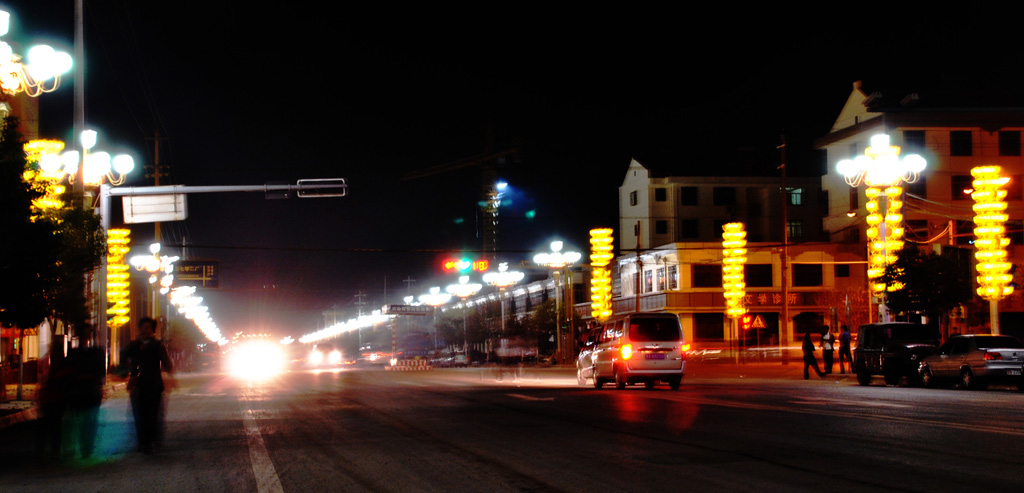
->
[951, 175, 973, 200]
[692, 264, 722, 288]
[680, 187, 698, 206]
[629, 190, 638, 206]
[905, 177, 926, 199]
[787, 220, 803, 239]
[904, 130, 926, 150]
[680, 219, 699, 239]
[950, 130, 972, 156]
[644, 270, 653, 293]
[747, 264, 773, 288]
[793, 264, 823, 287]
[713, 187, 736, 206]
[654, 188, 667, 202]
[788, 188, 803, 206]
[714, 220, 728, 236]
[835, 264, 851, 278]
[694, 313, 724, 341]
[655, 220, 668, 235]
[955, 220, 973, 246]
[656, 268, 666, 291]
[1000, 131, 1021, 156]
[667, 265, 678, 290]
[1009, 220, 1024, 245]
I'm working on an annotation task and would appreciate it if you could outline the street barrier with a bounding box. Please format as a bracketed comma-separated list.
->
[385, 360, 432, 371]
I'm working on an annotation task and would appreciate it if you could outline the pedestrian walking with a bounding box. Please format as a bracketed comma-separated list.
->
[838, 324, 853, 374]
[821, 325, 835, 375]
[37, 343, 71, 461]
[67, 327, 106, 460]
[123, 317, 174, 454]
[802, 332, 824, 380]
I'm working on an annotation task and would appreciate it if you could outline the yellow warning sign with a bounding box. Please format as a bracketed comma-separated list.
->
[751, 314, 767, 329]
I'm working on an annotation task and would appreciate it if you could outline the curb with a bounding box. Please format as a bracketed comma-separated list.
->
[0, 406, 39, 431]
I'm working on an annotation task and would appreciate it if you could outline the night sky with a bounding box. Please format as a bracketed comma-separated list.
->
[7, 3, 1020, 338]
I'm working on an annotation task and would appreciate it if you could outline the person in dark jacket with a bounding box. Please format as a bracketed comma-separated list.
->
[123, 317, 174, 453]
[803, 332, 825, 380]
[838, 325, 853, 374]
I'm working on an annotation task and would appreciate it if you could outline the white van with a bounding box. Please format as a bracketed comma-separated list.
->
[577, 313, 687, 390]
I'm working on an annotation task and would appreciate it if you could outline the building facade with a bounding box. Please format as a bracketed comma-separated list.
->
[612, 159, 866, 348]
[816, 81, 1024, 329]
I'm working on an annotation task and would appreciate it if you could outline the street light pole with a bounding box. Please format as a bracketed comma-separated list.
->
[483, 263, 524, 336]
[447, 276, 482, 355]
[533, 241, 581, 363]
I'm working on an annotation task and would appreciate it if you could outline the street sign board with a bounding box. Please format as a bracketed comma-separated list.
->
[382, 304, 433, 316]
[176, 260, 220, 288]
[297, 178, 348, 198]
[123, 193, 187, 223]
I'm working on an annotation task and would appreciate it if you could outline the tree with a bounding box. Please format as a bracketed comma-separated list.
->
[0, 116, 106, 339]
[0, 116, 54, 329]
[882, 246, 973, 336]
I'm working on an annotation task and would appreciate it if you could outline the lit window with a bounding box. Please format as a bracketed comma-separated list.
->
[788, 188, 803, 206]
[787, 221, 803, 239]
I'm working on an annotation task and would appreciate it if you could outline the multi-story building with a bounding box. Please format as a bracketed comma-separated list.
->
[816, 81, 1024, 328]
[612, 158, 868, 348]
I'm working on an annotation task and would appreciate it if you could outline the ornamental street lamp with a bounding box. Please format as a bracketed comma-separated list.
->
[130, 243, 179, 337]
[419, 287, 452, 356]
[534, 240, 582, 363]
[971, 166, 1013, 335]
[722, 222, 747, 362]
[836, 134, 926, 322]
[0, 10, 73, 97]
[483, 262, 524, 333]
[447, 276, 482, 355]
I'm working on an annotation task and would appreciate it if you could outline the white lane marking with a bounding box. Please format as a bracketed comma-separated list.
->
[507, 393, 554, 401]
[789, 397, 910, 408]
[240, 394, 284, 493]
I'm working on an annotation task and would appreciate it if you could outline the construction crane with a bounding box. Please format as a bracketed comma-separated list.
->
[401, 146, 518, 259]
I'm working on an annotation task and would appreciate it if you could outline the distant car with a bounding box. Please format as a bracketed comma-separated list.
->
[309, 343, 343, 367]
[919, 334, 1024, 390]
[577, 313, 687, 390]
[854, 322, 940, 386]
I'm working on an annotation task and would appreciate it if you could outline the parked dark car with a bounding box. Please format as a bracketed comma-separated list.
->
[854, 322, 940, 386]
[919, 334, 1024, 390]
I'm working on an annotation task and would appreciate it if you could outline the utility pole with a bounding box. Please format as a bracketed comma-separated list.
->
[635, 220, 643, 314]
[779, 134, 790, 363]
[146, 131, 169, 335]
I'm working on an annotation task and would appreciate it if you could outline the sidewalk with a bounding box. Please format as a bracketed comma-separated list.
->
[0, 378, 128, 431]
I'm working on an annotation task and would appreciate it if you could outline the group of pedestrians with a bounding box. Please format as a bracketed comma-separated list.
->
[802, 324, 853, 380]
[37, 317, 175, 460]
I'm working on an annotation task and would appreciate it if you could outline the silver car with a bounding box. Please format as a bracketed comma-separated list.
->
[576, 313, 687, 390]
[919, 334, 1024, 390]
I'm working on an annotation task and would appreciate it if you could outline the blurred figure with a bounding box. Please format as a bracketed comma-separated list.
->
[838, 325, 853, 374]
[67, 326, 106, 460]
[820, 325, 835, 375]
[802, 332, 824, 380]
[124, 317, 174, 453]
[37, 341, 70, 461]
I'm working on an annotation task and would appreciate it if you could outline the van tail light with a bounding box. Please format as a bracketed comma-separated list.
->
[681, 343, 691, 352]
[985, 351, 1003, 361]
[621, 344, 633, 360]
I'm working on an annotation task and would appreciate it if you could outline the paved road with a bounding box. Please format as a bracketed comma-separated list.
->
[2, 364, 1023, 492]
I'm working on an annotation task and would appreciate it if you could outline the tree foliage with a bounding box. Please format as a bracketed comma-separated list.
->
[0, 116, 53, 328]
[882, 246, 973, 322]
[0, 116, 106, 336]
